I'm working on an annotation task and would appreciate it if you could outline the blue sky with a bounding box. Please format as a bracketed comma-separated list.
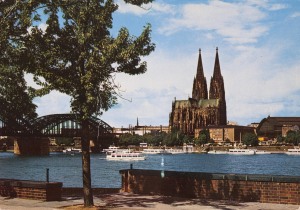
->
[31, 0, 300, 128]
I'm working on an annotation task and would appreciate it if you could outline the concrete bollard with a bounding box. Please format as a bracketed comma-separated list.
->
[46, 168, 49, 182]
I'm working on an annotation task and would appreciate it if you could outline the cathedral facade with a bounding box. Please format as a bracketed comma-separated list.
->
[169, 48, 227, 135]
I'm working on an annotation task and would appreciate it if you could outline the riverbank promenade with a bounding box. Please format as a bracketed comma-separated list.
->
[0, 193, 299, 210]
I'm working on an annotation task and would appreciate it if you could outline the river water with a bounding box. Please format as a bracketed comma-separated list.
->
[0, 152, 299, 188]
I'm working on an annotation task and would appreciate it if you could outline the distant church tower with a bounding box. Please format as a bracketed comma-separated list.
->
[209, 48, 227, 125]
[169, 48, 227, 135]
[192, 49, 208, 100]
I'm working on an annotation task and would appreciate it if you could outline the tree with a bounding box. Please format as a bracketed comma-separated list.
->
[0, 3, 37, 129]
[242, 133, 258, 146]
[119, 133, 142, 146]
[285, 130, 300, 146]
[2, 0, 155, 206]
[182, 135, 192, 145]
[276, 135, 284, 143]
[163, 128, 185, 146]
[0, 65, 37, 127]
[195, 129, 209, 146]
[142, 132, 161, 146]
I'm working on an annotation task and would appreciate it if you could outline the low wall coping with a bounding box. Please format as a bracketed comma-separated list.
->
[120, 169, 300, 183]
[0, 178, 63, 189]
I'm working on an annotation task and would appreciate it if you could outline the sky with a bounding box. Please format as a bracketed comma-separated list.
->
[30, 0, 300, 128]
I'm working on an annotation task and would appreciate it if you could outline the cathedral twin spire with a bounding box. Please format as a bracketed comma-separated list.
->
[192, 47, 225, 102]
[192, 49, 208, 100]
[169, 47, 227, 133]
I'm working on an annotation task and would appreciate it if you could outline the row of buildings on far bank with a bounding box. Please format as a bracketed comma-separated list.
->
[114, 48, 300, 145]
[114, 116, 300, 145]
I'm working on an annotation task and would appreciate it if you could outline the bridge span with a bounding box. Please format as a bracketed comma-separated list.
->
[0, 114, 116, 155]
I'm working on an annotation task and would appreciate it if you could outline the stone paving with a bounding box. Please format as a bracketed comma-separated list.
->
[0, 193, 300, 210]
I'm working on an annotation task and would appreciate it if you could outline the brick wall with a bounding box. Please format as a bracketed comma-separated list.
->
[0, 179, 62, 201]
[120, 169, 300, 205]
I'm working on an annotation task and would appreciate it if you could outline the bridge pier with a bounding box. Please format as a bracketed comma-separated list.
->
[14, 137, 49, 155]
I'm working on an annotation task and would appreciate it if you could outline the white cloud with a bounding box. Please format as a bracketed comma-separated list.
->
[246, 0, 288, 11]
[205, 33, 214, 40]
[116, 0, 175, 16]
[32, 44, 300, 127]
[38, 23, 48, 32]
[102, 49, 202, 126]
[245, 0, 268, 8]
[223, 45, 300, 125]
[114, 49, 197, 94]
[26, 0, 299, 128]
[27, 23, 48, 34]
[102, 88, 177, 126]
[116, 0, 149, 15]
[268, 3, 288, 11]
[159, 1, 268, 44]
[24, 73, 41, 89]
[34, 91, 71, 117]
[25, 74, 71, 117]
[151, 2, 176, 15]
[290, 12, 300, 18]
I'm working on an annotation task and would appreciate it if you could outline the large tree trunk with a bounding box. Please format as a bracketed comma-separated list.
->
[81, 119, 94, 206]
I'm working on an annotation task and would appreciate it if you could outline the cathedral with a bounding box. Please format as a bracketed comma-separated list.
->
[169, 48, 227, 135]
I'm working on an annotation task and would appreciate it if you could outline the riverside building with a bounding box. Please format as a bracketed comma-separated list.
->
[169, 48, 227, 136]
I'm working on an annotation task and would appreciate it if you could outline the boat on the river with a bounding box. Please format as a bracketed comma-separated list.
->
[207, 150, 228, 154]
[63, 148, 82, 154]
[285, 148, 300, 155]
[103, 146, 119, 151]
[183, 144, 194, 153]
[102, 146, 128, 154]
[165, 149, 186, 154]
[106, 151, 146, 161]
[142, 148, 170, 154]
[228, 149, 255, 155]
[253, 150, 272, 154]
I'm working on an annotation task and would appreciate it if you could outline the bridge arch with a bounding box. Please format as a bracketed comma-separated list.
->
[1, 114, 115, 154]
[0, 116, 33, 136]
[32, 114, 113, 137]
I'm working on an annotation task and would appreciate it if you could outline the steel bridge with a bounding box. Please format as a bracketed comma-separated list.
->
[0, 114, 113, 137]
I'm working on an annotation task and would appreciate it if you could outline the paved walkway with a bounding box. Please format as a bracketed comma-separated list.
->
[0, 193, 299, 210]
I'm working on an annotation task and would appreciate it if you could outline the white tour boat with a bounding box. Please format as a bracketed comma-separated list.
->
[165, 149, 186, 154]
[183, 144, 194, 153]
[228, 149, 255, 155]
[142, 148, 170, 154]
[285, 148, 300, 155]
[106, 151, 146, 161]
[102, 146, 128, 154]
[63, 148, 82, 154]
[207, 150, 228, 154]
[253, 150, 271, 154]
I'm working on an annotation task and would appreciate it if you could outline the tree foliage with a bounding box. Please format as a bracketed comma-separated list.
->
[285, 130, 300, 145]
[1, 0, 155, 207]
[19, 1, 155, 118]
[0, 65, 37, 124]
[119, 133, 142, 146]
[242, 132, 258, 146]
[276, 135, 284, 143]
[118, 129, 193, 147]
[195, 129, 210, 146]
[0, 2, 37, 126]
[162, 128, 187, 146]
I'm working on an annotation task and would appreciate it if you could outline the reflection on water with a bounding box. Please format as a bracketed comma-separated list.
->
[0, 152, 299, 188]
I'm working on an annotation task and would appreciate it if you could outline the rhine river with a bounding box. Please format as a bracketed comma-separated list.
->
[0, 152, 299, 188]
